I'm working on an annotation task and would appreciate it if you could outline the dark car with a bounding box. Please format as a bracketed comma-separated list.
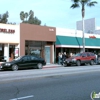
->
[0, 55, 46, 71]
[63, 52, 96, 67]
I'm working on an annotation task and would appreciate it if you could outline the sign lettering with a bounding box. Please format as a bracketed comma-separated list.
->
[0, 28, 15, 33]
[89, 36, 96, 39]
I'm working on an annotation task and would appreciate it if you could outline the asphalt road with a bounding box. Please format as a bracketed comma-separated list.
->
[0, 65, 100, 100]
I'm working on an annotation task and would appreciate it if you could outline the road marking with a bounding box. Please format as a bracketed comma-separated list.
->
[10, 95, 34, 100]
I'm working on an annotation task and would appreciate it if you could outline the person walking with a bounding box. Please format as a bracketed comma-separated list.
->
[61, 52, 67, 65]
[58, 52, 62, 65]
[94, 52, 97, 64]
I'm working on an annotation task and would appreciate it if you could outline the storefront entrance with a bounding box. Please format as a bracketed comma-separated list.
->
[9, 45, 15, 61]
[45, 46, 50, 64]
[0, 44, 19, 62]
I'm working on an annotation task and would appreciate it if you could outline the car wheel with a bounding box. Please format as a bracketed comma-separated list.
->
[37, 63, 43, 69]
[12, 64, 18, 71]
[63, 63, 67, 67]
[90, 60, 94, 65]
[76, 60, 81, 66]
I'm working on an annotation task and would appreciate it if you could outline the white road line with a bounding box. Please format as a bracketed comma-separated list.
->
[10, 95, 34, 100]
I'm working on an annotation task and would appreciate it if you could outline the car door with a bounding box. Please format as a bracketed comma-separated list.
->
[27, 56, 32, 68]
[31, 56, 40, 66]
[87, 53, 91, 63]
[81, 53, 88, 63]
[18, 56, 29, 68]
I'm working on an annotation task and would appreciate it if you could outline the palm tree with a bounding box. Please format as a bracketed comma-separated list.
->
[20, 11, 25, 22]
[70, 0, 97, 52]
[29, 10, 34, 16]
[25, 12, 28, 21]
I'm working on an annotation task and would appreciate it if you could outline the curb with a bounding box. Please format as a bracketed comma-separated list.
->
[43, 65, 62, 69]
[43, 66, 58, 69]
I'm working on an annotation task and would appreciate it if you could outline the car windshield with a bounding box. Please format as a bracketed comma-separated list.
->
[74, 53, 81, 57]
[14, 56, 22, 61]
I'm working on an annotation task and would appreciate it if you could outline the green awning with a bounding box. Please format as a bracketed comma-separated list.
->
[56, 35, 100, 47]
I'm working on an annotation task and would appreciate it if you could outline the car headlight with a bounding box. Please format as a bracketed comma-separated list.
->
[5, 63, 11, 66]
[72, 58, 76, 61]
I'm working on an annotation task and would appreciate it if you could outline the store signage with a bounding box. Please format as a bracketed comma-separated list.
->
[49, 28, 54, 31]
[89, 35, 96, 39]
[0, 28, 15, 33]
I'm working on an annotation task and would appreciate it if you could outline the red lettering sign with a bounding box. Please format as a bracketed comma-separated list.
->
[89, 36, 96, 39]
[0, 28, 15, 33]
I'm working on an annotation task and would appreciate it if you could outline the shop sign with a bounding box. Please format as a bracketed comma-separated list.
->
[0, 28, 15, 33]
[89, 35, 96, 39]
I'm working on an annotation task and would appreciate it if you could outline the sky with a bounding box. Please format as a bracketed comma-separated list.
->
[0, 0, 100, 29]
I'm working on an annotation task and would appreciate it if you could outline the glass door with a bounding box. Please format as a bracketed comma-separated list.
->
[45, 46, 50, 64]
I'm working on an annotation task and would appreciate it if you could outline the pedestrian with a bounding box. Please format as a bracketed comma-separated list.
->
[94, 52, 97, 64]
[62, 52, 67, 61]
[58, 52, 62, 65]
[60, 52, 66, 65]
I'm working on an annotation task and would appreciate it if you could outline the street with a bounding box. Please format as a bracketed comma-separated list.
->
[0, 65, 100, 100]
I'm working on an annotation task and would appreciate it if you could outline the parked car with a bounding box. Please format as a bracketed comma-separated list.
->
[63, 52, 96, 67]
[0, 55, 46, 71]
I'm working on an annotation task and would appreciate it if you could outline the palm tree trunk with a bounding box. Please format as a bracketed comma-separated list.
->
[82, 17, 85, 52]
[82, 5, 85, 52]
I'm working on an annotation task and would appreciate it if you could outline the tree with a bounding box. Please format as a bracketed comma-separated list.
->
[70, 0, 97, 52]
[34, 16, 41, 25]
[20, 10, 41, 25]
[25, 12, 28, 21]
[20, 11, 25, 22]
[0, 11, 9, 23]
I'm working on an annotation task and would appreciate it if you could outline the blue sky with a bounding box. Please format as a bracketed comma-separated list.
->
[0, 0, 100, 29]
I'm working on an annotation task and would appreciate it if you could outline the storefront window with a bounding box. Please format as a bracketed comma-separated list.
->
[25, 41, 46, 57]
[30, 49, 40, 57]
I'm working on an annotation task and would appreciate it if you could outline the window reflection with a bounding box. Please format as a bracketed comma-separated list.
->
[25, 41, 46, 58]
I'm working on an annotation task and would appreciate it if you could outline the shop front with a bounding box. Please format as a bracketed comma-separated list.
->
[20, 23, 56, 64]
[55, 28, 100, 63]
[0, 24, 20, 62]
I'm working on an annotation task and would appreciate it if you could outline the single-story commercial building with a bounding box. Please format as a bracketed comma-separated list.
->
[1, 24, 100, 64]
[0, 23, 56, 64]
[55, 28, 100, 62]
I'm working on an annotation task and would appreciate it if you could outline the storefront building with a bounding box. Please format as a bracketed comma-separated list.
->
[20, 23, 56, 64]
[56, 28, 100, 62]
[0, 23, 56, 64]
[0, 23, 20, 62]
[1, 24, 100, 64]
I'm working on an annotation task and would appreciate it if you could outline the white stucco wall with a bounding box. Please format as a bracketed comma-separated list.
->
[0, 23, 20, 43]
[56, 27, 100, 38]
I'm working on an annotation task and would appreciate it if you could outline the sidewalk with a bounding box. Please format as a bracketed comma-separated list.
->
[43, 63, 62, 69]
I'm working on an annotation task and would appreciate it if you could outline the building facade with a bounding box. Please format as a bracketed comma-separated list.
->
[56, 28, 100, 62]
[0, 23, 20, 62]
[1, 23, 100, 64]
[0, 23, 56, 64]
[20, 23, 56, 64]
